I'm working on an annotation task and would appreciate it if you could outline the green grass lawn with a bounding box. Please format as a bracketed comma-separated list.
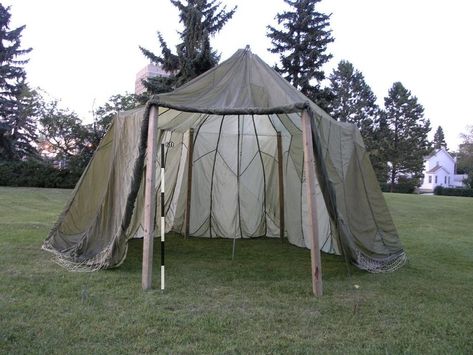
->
[1, 187, 472, 354]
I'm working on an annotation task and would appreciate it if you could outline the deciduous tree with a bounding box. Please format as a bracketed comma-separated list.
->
[89, 93, 141, 147]
[38, 100, 90, 160]
[457, 125, 473, 188]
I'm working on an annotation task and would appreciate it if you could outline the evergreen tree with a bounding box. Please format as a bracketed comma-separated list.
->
[327, 60, 395, 183]
[328, 60, 379, 141]
[433, 125, 447, 150]
[9, 84, 40, 158]
[383, 82, 431, 189]
[267, 0, 334, 109]
[140, 0, 236, 94]
[0, 4, 33, 160]
[369, 111, 391, 183]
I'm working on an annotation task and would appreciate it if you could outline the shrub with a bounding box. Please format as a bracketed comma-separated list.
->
[434, 186, 473, 197]
[380, 178, 417, 194]
[0, 160, 80, 188]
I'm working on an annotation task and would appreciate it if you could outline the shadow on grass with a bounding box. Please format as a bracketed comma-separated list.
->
[118, 233, 353, 284]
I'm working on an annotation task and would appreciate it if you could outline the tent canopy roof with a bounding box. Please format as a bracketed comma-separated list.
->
[151, 47, 310, 115]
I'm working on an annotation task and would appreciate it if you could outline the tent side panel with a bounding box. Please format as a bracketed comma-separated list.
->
[309, 105, 406, 272]
[43, 107, 148, 270]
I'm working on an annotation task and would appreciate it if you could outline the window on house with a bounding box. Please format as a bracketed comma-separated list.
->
[428, 176, 432, 183]
[435, 176, 438, 183]
[448, 176, 451, 185]
[445, 176, 447, 184]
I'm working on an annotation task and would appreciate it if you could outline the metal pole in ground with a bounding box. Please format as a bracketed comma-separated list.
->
[232, 238, 236, 260]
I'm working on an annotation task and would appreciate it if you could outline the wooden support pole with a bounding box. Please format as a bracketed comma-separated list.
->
[301, 109, 323, 297]
[276, 131, 285, 241]
[184, 128, 194, 238]
[142, 105, 159, 290]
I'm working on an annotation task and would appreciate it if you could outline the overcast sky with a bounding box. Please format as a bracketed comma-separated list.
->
[5, 0, 473, 149]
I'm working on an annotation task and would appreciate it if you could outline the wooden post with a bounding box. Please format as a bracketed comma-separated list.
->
[184, 128, 194, 238]
[142, 105, 159, 290]
[276, 131, 285, 241]
[301, 109, 323, 296]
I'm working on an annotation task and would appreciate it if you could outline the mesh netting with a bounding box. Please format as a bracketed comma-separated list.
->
[41, 240, 127, 272]
[353, 249, 407, 273]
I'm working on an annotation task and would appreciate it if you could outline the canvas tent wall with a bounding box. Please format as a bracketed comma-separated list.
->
[43, 48, 406, 289]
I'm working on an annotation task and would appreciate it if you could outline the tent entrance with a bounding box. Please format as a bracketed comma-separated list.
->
[142, 107, 324, 295]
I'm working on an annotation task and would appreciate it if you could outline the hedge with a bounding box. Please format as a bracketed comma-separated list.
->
[380, 182, 417, 194]
[0, 160, 80, 189]
[434, 186, 473, 197]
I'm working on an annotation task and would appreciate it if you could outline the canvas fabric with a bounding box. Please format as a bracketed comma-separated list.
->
[43, 48, 406, 272]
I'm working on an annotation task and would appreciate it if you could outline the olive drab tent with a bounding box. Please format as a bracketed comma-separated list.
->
[43, 48, 406, 295]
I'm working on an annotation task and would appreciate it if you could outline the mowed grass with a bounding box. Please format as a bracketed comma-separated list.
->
[0, 187, 472, 354]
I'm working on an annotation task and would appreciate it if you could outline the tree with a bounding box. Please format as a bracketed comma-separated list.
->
[267, 0, 334, 109]
[457, 125, 473, 188]
[38, 99, 91, 164]
[327, 60, 379, 141]
[327, 60, 395, 183]
[9, 84, 41, 158]
[89, 93, 141, 148]
[369, 112, 391, 183]
[0, 4, 34, 160]
[433, 125, 447, 150]
[140, 0, 236, 94]
[383, 82, 431, 189]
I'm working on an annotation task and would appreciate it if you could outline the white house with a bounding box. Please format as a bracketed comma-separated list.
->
[420, 148, 467, 192]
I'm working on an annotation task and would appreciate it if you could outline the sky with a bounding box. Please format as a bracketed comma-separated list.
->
[4, 0, 473, 150]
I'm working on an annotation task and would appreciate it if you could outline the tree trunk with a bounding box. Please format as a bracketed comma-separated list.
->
[390, 165, 396, 192]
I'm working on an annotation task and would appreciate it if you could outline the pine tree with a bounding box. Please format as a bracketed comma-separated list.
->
[328, 60, 379, 141]
[433, 125, 447, 150]
[0, 4, 33, 160]
[384, 82, 431, 188]
[369, 111, 391, 183]
[140, 0, 236, 94]
[267, 0, 334, 109]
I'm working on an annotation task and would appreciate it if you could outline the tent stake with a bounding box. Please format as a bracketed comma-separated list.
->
[301, 109, 323, 297]
[184, 128, 194, 238]
[142, 105, 159, 290]
[277, 131, 285, 242]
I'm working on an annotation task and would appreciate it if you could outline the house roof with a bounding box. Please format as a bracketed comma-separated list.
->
[426, 165, 450, 174]
[424, 147, 455, 162]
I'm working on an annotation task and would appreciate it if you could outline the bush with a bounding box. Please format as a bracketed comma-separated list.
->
[380, 180, 417, 194]
[434, 186, 473, 197]
[0, 160, 80, 188]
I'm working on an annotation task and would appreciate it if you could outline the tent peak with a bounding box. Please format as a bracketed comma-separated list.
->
[153, 47, 309, 114]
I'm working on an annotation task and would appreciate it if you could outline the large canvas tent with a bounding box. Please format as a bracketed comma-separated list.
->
[43, 48, 406, 295]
